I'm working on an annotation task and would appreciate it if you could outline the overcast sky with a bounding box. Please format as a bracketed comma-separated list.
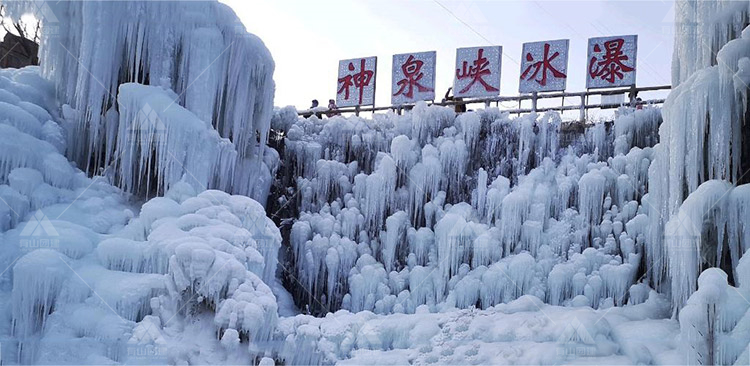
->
[221, 0, 675, 110]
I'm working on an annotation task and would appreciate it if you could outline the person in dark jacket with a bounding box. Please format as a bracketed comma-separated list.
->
[443, 87, 466, 113]
[303, 99, 320, 118]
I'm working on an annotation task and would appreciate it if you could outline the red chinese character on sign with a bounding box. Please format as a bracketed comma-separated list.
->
[338, 59, 374, 105]
[393, 55, 432, 98]
[521, 43, 567, 86]
[588, 39, 634, 84]
[456, 48, 499, 94]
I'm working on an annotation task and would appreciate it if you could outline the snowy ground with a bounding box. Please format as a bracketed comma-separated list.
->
[278, 293, 681, 365]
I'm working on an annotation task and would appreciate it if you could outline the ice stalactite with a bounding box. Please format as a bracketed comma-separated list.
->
[666, 180, 731, 308]
[613, 108, 662, 156]
[114, 83, 277, 200]
[408, 145, 443, 227]
[665, 181, 750, 310]
[213, 273, 279, 342]
[361, 155, 397, 235]
[678, 256, 750, 366]
[116, 84, 230, 196]
[383, 211, 409, 272]
[671, 0, 750, 86]
[648, 2, 750, 304]
[6, 1, 275, 197]
[578, 169, 609, 247]
[435, 203, 478, 287]
[12, 250, 71, 337]
[438, 138, 469, 202]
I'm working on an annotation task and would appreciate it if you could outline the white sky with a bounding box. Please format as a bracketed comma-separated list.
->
[221, 0, 675, 110]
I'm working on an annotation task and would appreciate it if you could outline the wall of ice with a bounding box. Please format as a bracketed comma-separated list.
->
[0, 66, 282, 364]
[272, 103, 664, 315]
[649, 1, 750, 309]
[5, 1, 277, 200]
[672, 0, 750, 86]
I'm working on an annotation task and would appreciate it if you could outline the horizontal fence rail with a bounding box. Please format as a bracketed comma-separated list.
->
[299, 85, 671, 121]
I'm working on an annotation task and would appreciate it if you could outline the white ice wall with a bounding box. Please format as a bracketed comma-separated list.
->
[5, 1, 276, 198]
[649, 2, 750, 308]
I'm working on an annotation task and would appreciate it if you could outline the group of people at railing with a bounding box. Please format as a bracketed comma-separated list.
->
[302, 99, 340, 118]
[301, 88, 650, 118]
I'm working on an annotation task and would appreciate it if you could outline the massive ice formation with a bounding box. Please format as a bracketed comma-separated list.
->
[5, 0, 276, 199]
[0, 65, 281, 364]
[2, 0, 750, 364]
[114, 83, 276, 202]
[274, 104, 664, 315]
[678, 256, 750, 365]
[648, 1, 750, 309]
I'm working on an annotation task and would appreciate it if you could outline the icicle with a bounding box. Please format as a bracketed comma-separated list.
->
[382, 211, 409, 272]
[666, 180, 732, 308]
[12, 250, 71, 336]
[6, 1, 275, 193]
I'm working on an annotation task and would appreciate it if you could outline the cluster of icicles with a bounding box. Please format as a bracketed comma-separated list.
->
[275, 103, 666, 315]
[5, 0, 278, 200]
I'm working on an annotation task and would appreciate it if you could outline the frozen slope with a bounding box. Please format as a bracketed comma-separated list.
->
[649, 2, 750, 309]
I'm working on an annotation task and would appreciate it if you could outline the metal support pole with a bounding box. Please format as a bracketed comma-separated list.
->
[485, 101, 491, 109]
[531, 92, 538, 113]
[585, 93, 590, 121]
[517, 99, 522, 117]
[579, 95, 586, 122]
[355, 105, 361, 117]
